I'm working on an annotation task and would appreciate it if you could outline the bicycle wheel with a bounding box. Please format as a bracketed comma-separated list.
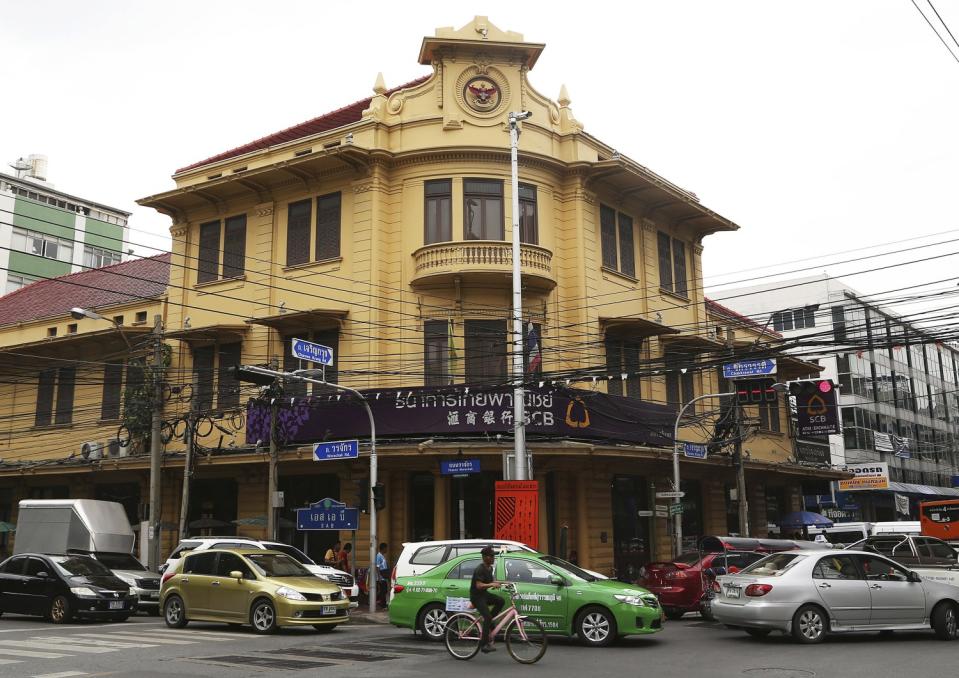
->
[505, 617, 547, 664]
[444, 613, 482, 660]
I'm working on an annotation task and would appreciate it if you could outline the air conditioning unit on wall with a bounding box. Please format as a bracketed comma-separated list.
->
[107, 440, 130, 458]
[81, 441, 104, 460]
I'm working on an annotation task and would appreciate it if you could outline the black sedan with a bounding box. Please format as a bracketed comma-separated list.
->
[0, 552, 137, 623]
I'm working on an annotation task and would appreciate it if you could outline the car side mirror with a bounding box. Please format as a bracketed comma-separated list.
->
[908, 571, 922, 583]
[549, 575, 565, 587]
[36, 571, 49, 579]
[229, 570, 244, 581]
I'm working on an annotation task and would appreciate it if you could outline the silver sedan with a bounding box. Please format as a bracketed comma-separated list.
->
[711, 549, 959, 643]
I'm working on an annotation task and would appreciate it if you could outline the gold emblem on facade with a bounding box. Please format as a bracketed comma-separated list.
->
[463, 76, 501, 113]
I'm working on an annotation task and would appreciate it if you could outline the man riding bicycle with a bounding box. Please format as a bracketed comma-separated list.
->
[470, 546, 505, 653]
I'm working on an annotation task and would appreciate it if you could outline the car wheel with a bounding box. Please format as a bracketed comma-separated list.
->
[791, 604, 827, 644]
[576, 605, 618, 647]
[417, 603, 449, 641]
[931, 602, 959, 640]
[250, 599, 279, 635]
[664, 608, 685, 621]
[745, 628, 772, 639]
[313, 624, 338, 633]
[49, 595, 73, 624]
[164, 595, 188, 629]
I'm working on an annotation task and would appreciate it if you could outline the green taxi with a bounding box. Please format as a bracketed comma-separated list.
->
[388, 551, 664, 647]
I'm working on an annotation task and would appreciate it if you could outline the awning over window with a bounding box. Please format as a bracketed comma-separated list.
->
[886, 481, 959, 497]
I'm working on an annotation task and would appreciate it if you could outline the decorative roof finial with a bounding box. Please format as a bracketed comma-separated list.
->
[558, 84, 571, 108]
[373, 72, 387, 95]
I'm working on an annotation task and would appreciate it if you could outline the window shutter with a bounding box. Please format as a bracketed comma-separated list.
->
[101, 361, 124, 421]
[605, 340, 623, 397]
[624, 340, 641, 398]
[35, 369, 56, 427]
[618, 213, 635, 277]
[281, 336, 307, 399]
[193, 346, 216, 412]
[217, 343, 242, 409]
[519, 184, 538, 245]
[315, 192, 341, 261]
[54, 367, 76, 425]
[222, 215, 246, 278]
[657, 232, 673, 291]
[465, 319, 507, 384]
[600, 205, 618, 269]
[672, 239, 687, 297]
[424, 180, 452, 245]
[286, 199, 312, 266]
[424, 320, 450, 386]
[197, 221, 221, 283]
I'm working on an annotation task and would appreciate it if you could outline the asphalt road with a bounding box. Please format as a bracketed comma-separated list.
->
[0, 611, 955, 678]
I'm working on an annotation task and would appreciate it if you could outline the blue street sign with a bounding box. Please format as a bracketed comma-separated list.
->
[296, 498, 359, 531]
[313, 439, 359, 461]
[682, 442, 708, 459]
[290, 337, 334, 366]
[722, 359, 777, 379]
[441, 458, 481, 475]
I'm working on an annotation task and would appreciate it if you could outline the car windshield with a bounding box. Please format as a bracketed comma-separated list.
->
[740, 553, 803, 577]
[246, 553, 312, 577]
[93, 553, 147, 571]
[49, 555, 114, 578]
[539, 555, 596, 582]
[822, 531, 865, 545]
[674, 552, 702, 566]
[265, 544, 316, 566]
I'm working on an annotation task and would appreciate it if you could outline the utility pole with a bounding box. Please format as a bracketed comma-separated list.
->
[508, 110, 532, 481]
[726, 324, 750, 537]
[148, 314, 164, 571]
[178, 408, 195, 540]
[267, 398, 278, 541]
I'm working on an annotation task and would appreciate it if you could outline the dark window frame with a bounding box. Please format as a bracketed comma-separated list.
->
[424, 319, 451, 386]
[424, 180, 452, 245]
[600, 205, 636, 277]
[197, 220, 221, 284]
[605, 337, 642, 398]
[518, 183, 538, 245]
[315, 192, 342, 261]
[101, 360, 124, 421]
[286, 199, 312, 266]
[35, 369, 56, 427]
[658, 232, 689, 297]
[464, 319, 508, 385]
[464, 179, 504, 241]
[54, 367, 76, 426]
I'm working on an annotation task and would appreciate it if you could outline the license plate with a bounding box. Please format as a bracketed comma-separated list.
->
[109, 601, 125, 610]
[726, 586, 741, 599]
[321, 605, 337, 615]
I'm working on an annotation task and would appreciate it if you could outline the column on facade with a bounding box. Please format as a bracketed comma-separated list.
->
[433, 471, 449, 541]
[574, 470, 590, 569]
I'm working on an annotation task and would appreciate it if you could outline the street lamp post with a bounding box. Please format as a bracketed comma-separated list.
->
[236, 365, 379, 613]
[508, 110, 531, 480]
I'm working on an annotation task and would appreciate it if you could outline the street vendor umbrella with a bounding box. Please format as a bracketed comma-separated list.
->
[0, 521, 15, 533]
[780, 511, 833, 530]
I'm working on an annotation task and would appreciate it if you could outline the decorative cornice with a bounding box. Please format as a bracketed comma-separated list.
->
[254, 206, 274, 218]
[693, 244, 704, 256]
[170, 224, 188, 238]
[641, 218, 657, 233]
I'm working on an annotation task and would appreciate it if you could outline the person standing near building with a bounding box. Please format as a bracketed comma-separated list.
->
[325, 541, 341, 567]
[376, 542, 389, 607]
[337, 542, 352, 573]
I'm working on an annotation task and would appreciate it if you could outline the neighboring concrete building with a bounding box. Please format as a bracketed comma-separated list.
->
[718, 274, 959, 521]
[0, 18, 835, 573]
[0, 156, 129, 295]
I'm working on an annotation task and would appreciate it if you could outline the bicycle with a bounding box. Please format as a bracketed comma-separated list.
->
[444, 583, 548, 664]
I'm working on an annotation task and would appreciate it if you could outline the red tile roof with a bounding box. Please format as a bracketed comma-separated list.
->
[705, 297, 782, 339]
[0, 254, 170, 326]
[176, 75, 432, 174]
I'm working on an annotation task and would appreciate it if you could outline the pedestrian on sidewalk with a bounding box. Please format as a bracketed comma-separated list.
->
[376, 542, 389, 608]
[325, 541, 341, 567]
[337, 542, 352, 573]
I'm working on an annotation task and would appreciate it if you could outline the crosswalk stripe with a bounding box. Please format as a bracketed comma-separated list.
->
[0, 640, 115, 654]
[159, 629, 257, 640]
[99, 632, 196, 645]
[31, 672, 89, 678]
[0, 648, 70, 658]
[63, 635, 160, 648]
[0, 659, 22, 665]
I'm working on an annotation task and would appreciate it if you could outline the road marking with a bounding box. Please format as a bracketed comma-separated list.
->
[31, 673, 89, 678]
[160, 629, 258, 640]
[0, 658, 22, 665]
[62, 635, 160, 648]
[98, 632, 196, 645]
[0, 640, 115, 654]
[0, 647, 71, 658]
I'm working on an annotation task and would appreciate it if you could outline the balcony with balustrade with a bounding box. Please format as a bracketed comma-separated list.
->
[410, 240, 556, 290]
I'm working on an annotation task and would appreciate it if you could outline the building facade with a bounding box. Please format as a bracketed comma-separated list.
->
[0, 18, 838, 574]
[719, 274, 959, 521]
[0, 163, 129, 295]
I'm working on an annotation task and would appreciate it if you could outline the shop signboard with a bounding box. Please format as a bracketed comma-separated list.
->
[837, 463, 890, 491]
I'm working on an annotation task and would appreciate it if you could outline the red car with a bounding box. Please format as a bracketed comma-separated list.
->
[638, 536, 819, 620]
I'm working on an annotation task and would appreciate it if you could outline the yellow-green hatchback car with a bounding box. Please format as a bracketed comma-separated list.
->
[160, 548, 349, 634]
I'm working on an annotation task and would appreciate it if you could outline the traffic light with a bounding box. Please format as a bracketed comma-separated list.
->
[356, 481, 369, 513]
[373, 482, 386, 511]
[735, 378, 778, 405]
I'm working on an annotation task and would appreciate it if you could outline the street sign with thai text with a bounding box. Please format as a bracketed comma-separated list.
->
[723, 359, 777, 379]
[313, 439, 359, 461]
[291, 337, 334, 366]
[683, 442, 708, 459]
[296, 498, 359, 531]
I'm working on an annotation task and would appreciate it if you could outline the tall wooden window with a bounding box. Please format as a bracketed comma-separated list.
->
[424, 320, 451, 386]
[600, 205, 635, 277]
[286, 199, 312, 266]
[101, 360, 124, 421]
[424, 180, 452, 244]
[222, 215, 247, 278]
[665, 352, 695, 408]
[193, 346, 216, 413]
[54, 367, 76, 425]
[605, 338, 642, 398]
[465, 319, 507, 384]
[217, 343, 243, 409]
[315, 193, 341, 261]
[519, 183, 538, 245]
[197, 220, 221, 284]
[658, 232, 688, 297]
[464, 179, 504, 240]
[35, 369, 56, 427]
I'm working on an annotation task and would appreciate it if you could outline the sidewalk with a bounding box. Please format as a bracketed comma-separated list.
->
[349, 607, 391, 624]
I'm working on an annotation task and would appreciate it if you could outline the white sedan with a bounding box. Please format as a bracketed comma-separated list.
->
[712, 549, 959, 643]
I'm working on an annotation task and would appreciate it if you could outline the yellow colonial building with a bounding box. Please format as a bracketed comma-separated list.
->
[0, 17, 839, 575]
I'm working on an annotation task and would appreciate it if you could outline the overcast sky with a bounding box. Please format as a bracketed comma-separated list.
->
[2, 1, 957, 321]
